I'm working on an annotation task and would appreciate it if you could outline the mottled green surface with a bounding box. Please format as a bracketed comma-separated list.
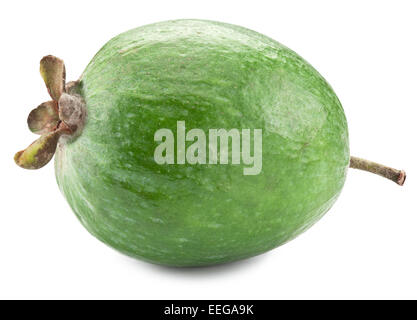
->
[55, 20, 349, 266]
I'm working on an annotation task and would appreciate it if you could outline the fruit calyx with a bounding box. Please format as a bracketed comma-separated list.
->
[349, 156, 406, 186]
[14, 55, 86, 169]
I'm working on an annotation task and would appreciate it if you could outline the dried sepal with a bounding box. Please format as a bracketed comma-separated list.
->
[14, 55, 85, 170]
[27, 101, 59, 135]
[14, 127, 68, 170]
[40, 55, 66, 101]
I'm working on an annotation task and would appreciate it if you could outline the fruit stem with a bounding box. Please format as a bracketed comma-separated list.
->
[349, 156, 406, 186]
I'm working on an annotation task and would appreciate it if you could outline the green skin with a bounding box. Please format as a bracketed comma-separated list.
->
[54, 20, 349, 267]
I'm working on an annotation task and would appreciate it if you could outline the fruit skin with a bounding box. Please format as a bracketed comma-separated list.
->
[54, 19, 349, 266]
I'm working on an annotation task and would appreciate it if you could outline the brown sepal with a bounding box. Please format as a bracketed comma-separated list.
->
[27, 101, 59, 135]
[40, 55, 66, 101]
[14, 125, 70, 170]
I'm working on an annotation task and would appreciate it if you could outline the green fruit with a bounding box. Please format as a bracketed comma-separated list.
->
[15, 20, 406, 267]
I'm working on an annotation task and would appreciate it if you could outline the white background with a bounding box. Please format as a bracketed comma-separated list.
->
[1, 0, 416, 299]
